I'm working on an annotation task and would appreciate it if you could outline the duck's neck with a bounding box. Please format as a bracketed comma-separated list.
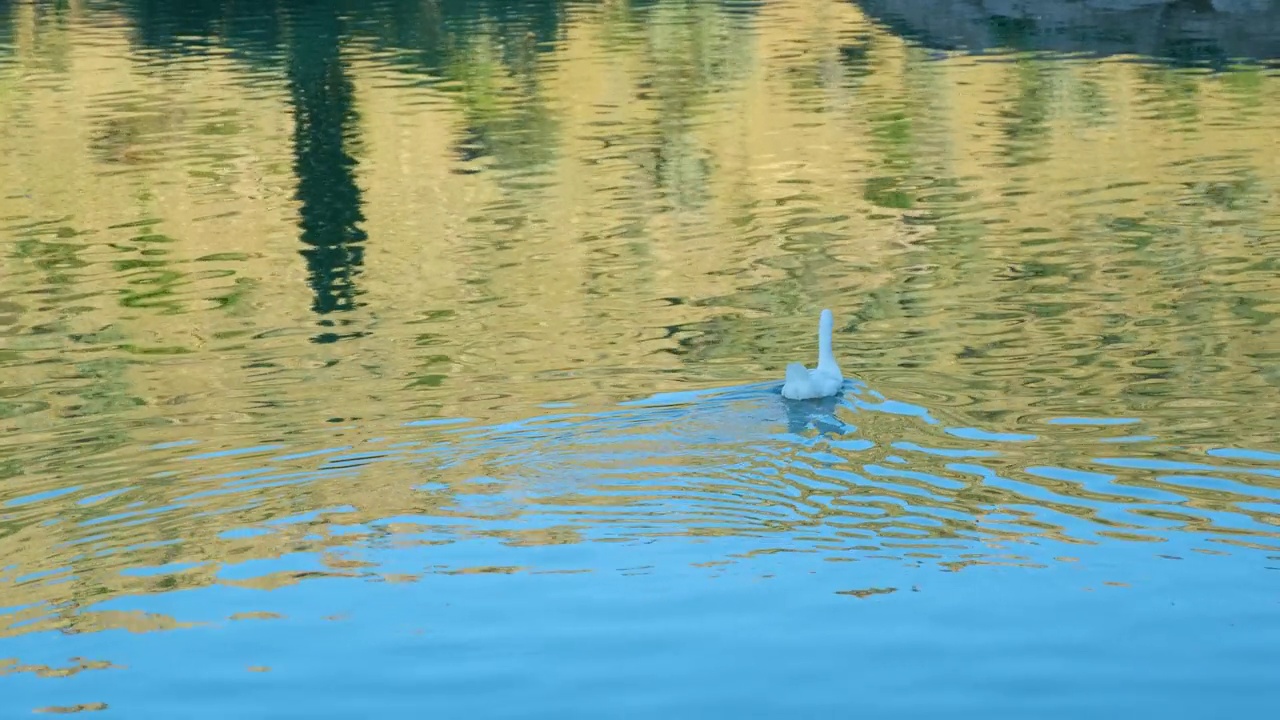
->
[816, 309, 838, 373]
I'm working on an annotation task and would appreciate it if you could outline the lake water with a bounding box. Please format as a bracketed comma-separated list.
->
[2, 0, 1279, 716]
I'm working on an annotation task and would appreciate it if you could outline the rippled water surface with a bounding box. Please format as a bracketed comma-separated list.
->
[2, 0, 1279, 716]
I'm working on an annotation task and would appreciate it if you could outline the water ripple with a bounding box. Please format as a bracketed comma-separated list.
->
[3, 379, 1278, 638]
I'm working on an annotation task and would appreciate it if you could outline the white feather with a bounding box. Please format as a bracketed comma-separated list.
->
[781, 309, 843, 400]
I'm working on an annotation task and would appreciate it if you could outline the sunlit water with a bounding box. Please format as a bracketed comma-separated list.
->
[3, 0, 1280, 716]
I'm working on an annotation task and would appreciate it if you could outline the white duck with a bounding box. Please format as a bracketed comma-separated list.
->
[781, 308, 843, 400]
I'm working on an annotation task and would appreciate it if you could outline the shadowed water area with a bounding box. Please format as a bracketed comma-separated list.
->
[2, 0, 1279, 716]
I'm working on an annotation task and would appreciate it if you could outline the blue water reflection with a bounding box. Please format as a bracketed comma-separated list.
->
[5, 381, 1278, 656]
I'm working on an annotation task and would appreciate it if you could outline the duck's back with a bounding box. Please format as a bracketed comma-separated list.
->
[781, 363, 816, 400]
[811, 368, 843, 397]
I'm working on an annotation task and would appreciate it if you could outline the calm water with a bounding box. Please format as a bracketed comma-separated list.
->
[3, 0, 1280, 716]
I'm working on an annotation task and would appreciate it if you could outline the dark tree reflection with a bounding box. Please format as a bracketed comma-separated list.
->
[287, 5, 368, 343]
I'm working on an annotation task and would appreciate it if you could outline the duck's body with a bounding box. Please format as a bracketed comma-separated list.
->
[781, 309, 843, 400]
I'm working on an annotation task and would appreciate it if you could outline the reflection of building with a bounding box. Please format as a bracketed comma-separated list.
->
[852, 0, 1280, 63]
